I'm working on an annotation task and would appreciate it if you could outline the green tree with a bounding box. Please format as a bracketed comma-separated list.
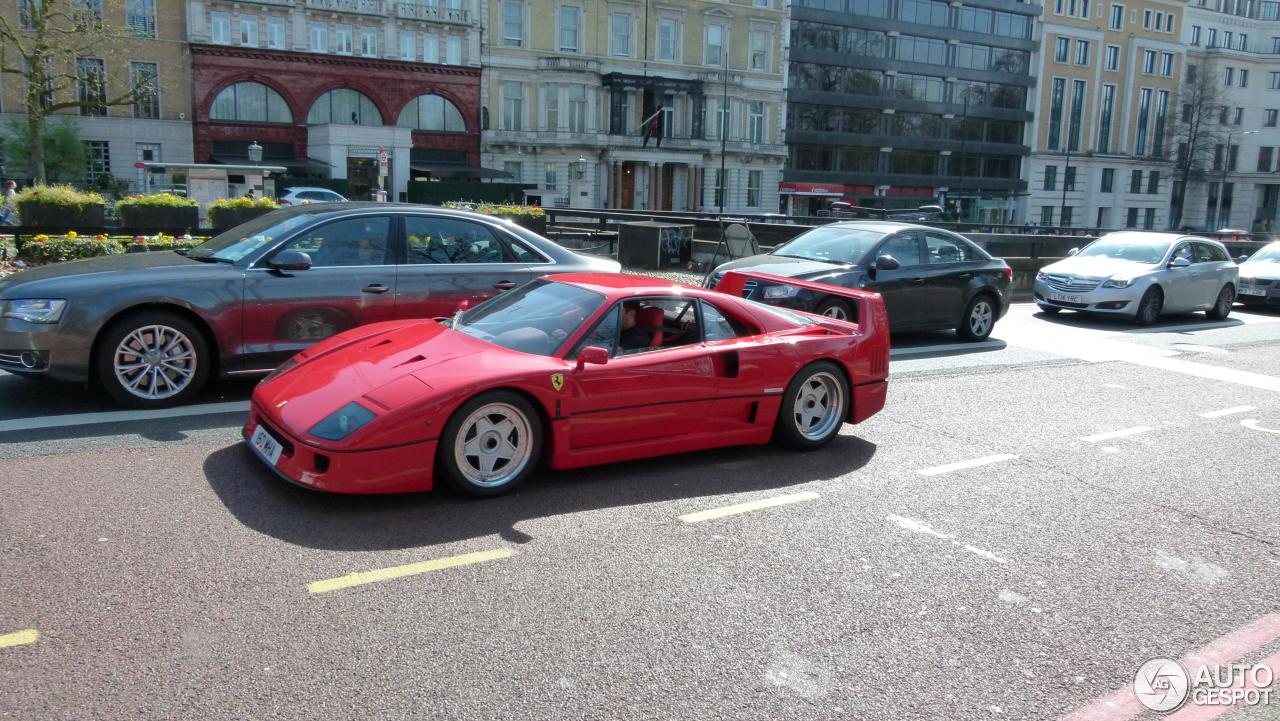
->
[0, 0, 152, 184]
[3, 118, 86, 183]
[1167, 59, 1227, 230]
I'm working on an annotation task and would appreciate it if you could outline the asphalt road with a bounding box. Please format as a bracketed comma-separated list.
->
[2, 302, 1279, 720]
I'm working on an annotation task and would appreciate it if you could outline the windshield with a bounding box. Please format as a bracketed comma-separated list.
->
[1076, 235, 1172, 264]
[451, 279, 605, 356]
[1246, 243, 1280, 263]
[187, 212, 315, 262]
[770, 226, 886, 265]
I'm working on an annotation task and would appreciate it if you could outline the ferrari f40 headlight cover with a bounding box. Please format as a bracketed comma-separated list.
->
[2, 299, 67, 324]
[309, 402, 377, 441]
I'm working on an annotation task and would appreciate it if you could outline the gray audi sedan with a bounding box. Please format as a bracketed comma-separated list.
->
[1034, 232, 1238, 324]
[0, 204, 619, 407]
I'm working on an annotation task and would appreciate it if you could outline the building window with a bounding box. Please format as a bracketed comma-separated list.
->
[446, 35, 461, 64]
[395, 94, 465, 132]
[1068, 80, 1085, 151]
[502, 0, 523, 47]
[568, 84, 587, 132]
[1061, 206, 1074, 227]
[1147, 171, 1160, 194]
[1142, 9, 1151, 27]
[400, 31, 415, 60]
[1101, 167, 1114, 192]
[76, 57, 106, 116]
[559, 6, 580, 52]
[1259, 146, 1274, 172]
[544, 162, 557, 191]
[714, 168, 726, 209]
[1054, 37, 1069, 63]
[1153, 90, 1169, 157]
[268, 18, 286, 50]
[126, 0, 155, 37]
[1191, 25, 1201, 45]
[84, 140, 110, 185]
[211, 12, 230, 44]
[1165, 14, 1173, 31]
[1098, 84, 1115, 153]
[611, 13, 632, 57]
[747, 170, 762, 207]
[1075, 40, 1089, 65]
[1271, 72, 1280, 89]
[210, 81, 292, 123]
[1044, 165, 1058, 191]
[1125, 207, 1138, 227]
[501, 81, 524, 130]
[750, 30, 770, 71]
[335, 25, 352, 55]
[1142, 50, 1156, 74]
[706, 24, 725, 67]
[503, 161, 522, 181]
[1160, 53, 1173, 76]
[309, 22, 327, 52]
[1047, 78, 1065, 151]
[239, 15, 258, 47]
[1235, 107, 1244, 125]
[1144, 208, 1156, 229]
[748, 101, 765, 144]
[1064, 166, 1077, 191]
[306, 88, 382, 125]
[1041, 206, 1055, 225]
[609, 88, 631, 134]
[1267, 109, 1278, 127]
[424, 33, 439, 63]
[129, 61, 158, 119]
[1104, 45, 1119, 71]
[543, 83, 559, 130]
[361, 28, 378, 57]
[1240, 69, 1249, 88]
[1109, 3, 1124, 29]
[1129, 169, 1143, 193]
[657, 19, 678, 62]
[1135, 88, 1152, 155]
[1225, 67, 1235, 86]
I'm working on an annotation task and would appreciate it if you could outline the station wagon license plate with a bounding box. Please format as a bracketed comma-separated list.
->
[250, 424, 283, 466]
[1239, 287, 1266, 296]
[1049, 292, 1083, 304]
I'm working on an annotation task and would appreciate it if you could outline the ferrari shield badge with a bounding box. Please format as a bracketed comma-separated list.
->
[550, 373, 565, 392]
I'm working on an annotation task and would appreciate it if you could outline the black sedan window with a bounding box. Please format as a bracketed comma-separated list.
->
[771, 226, 886, 265]
[878, 234, 923, 266]
[925, 233, 975, 264]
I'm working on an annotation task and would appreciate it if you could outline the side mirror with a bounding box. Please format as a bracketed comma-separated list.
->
[874, 255, 900, 271]
[1169, 257, 1192, 269]
[575, 345, 609, 370]
[1067, 247, 1079, 257]
[1236, 254, 1250, 264]
[270, 249, 312, 272]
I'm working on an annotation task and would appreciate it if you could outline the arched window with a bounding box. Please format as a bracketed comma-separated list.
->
[307, 88, 383, 126]
[396, 94, 467, 132]
[210, 82, 292, 123]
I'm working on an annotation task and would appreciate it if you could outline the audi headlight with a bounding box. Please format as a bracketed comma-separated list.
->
[1101, 278, 1134, 289]
[308, 402, 376, 441]
[762, 284, 800, 299]
[2, 299, 67, 324]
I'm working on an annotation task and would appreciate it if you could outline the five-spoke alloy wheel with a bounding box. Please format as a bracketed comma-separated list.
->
[774, 361, 848, 450]
[439, 391, 542, 497]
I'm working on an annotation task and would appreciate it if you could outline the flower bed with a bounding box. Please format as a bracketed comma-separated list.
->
[12, 232, 207, 265]
[14, 185, 106, 229]
[117, 193, 200, 232]
[208, 197, 279, 230]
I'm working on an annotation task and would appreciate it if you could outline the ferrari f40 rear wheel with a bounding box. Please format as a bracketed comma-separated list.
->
[438, 391, 542, 497]
[773, 361, 848, 451]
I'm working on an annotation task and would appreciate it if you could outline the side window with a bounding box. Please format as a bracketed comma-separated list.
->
[283, 217, 390, 267]
[925, 232, 973, 264]
[404, 216, 509, 264]
[1173, 243, 1195, 263]
[299, 191, 326, 200]
[1195, 243, 1226, 263]
[877, 232, 923, 266]
[700, 300, 750, 342]
[506, 237, 546, 263]
[617, 297, 699, 355]
[571, 305, 620, 358]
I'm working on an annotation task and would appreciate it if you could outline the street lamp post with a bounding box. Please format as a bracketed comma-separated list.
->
[1215, 129, 1256, 230]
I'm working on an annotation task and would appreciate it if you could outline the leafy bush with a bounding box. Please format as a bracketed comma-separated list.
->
[116, 192, 197, 209]
[18, 237, 122, 264]
[471, 202, 545, 218]
[14, 185, 105, 212]
[209, 196, 279, 211]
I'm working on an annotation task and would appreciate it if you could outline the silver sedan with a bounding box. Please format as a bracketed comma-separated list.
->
[1033, 232, 1239, 325]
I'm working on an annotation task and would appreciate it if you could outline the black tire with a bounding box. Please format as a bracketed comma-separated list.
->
[1038, 304, 1061, 315]
[773, 360, 849, 451]
[814, 298, 854, 322]
[957, 293, 998, 341]
[437, 390, 542, 498]
[1134, 286, 1164, 326]
[1206, 284, 1235, 320]
[95, 311, 211, 408]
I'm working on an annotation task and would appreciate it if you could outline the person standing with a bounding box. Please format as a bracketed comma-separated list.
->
[0, 180, 18, 226]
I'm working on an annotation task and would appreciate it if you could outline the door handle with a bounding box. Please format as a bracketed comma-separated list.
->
[493, 281, 517, 290]
[958, 272, 973, 279]
[362, 284, 391, 294]
[910, 277, 927, 284]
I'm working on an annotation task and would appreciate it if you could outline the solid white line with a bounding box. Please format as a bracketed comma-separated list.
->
[678, 491, 819, 524]
[891, 341, 1004, 358]
[1242, 419, 1280, 435]
[963, 545, 1008, 564]
[1199, 405, 1257, 419]
[0, 401, 250, 433]
[1122, 355, 1280, 393]
[1081, 426, 1154, 443]
[917, 453, 1018, 477]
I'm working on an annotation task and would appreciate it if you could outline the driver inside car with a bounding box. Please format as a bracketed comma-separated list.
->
[618, 302, 661, 354]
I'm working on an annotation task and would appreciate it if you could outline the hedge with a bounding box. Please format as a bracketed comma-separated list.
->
[18, 238, 123, 264]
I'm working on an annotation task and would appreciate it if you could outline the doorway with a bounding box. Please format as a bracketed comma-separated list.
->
[620, 162, 636, 209]
[346, 157, 387, 201]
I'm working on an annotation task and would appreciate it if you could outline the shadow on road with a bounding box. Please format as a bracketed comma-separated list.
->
[0, 375, 257, 423]
[1030, 308, 1245, 333]
[203, 435, 877, 552]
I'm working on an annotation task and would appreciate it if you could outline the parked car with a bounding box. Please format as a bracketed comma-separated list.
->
[1033, 232, 1239, 324]
[708, 221, 1012, 341]
[243, 270, 890, 496]
[1236, 240, 1280, 308]
[277, 187, 347, 205]
[0, 204, 619, 407]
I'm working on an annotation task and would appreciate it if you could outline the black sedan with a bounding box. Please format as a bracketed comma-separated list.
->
[0, 203, 619, 407]
[709, 222, 1012, 341]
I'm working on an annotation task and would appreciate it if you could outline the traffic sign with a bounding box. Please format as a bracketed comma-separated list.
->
[134, 161, 146, 169]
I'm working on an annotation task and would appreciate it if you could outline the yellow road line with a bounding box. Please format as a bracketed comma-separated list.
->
[308, 548, 514, 594]
[678, 491, 820, 524]
[0, 629, 39, 649]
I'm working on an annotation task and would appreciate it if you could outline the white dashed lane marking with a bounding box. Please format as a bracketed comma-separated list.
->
[917, 454, 1018, 477]
[678, 492, 820, 524]
[1198, 406, 1257, 418]
[1080, 426, 1154, 443]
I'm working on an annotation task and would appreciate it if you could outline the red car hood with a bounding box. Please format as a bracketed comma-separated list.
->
[254, 320, 535, 439]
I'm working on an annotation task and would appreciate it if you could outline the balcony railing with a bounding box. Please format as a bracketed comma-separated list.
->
[394, 3, 471, 24]
[304, 0, 385, 16]
[540, 57, 601, 73]
[236, 0, 295, 6]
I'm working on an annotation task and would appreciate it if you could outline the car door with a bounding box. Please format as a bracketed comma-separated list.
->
[393, 215, 537, 320]
[1191, 242, 1226, 308]
[1162, 241, 1199, 311]
[240, 215, 396, 371]
[564, 297, 719, 450]
[865, 231, 928, 328]
[921, 231, 981, 325]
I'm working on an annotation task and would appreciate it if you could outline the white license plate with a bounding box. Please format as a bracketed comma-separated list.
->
[1239, 287, 1266, 296]
[250, 424, 283, 466]
[1049, 292, 1083, 304]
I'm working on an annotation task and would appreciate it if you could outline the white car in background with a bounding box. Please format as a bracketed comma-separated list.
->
[277, 187, 347, 205]
[1034, 232, 1239, 325]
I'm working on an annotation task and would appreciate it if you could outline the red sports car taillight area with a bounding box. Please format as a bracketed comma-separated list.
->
[243, 404, 437, 494]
